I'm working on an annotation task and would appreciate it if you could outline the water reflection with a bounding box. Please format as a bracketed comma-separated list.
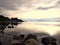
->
[0, 22, 60, 45]
[0, 22, 22, 38]
[11, 22, 19, 26]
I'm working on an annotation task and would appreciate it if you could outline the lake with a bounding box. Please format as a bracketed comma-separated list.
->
[0, 22, 60, 45]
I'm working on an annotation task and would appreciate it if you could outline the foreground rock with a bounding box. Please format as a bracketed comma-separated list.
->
[41, 37, 57, 45]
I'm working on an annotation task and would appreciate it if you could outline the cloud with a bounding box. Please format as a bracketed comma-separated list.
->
[56, 1, 60, 8]
[0, 0, 60, 11]
[36, 0, 60, 10]
[0, 0, 22, 10]
[36, 6, 55, 10]
[0, 0, 35, 10]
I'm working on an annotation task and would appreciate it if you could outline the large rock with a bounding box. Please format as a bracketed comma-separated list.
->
[41, 37, 57, 45]
[24, 39, 40, 45]
[23, 34, 40, 45]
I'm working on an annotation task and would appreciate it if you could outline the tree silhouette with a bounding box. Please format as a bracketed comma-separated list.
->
[0, 15, 10, 21]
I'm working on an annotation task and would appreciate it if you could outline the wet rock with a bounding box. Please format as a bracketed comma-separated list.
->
[19, 34, 25, 41]
[24, 38, 40, 45]
[41, 37, 57, 45]
[23, 34, 40, 45]
[0, 42, 2, 45]
[11, 35, 23, 45]
[8, 26, 14, 28]
[0, 31, 4, 38]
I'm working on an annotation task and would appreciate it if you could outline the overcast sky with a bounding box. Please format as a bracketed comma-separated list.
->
[0, 0, 60, 19]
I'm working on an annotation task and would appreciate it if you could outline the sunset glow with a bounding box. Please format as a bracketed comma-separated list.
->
[6, 8, 60, 19]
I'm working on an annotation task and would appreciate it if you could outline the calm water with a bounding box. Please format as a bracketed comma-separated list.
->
[0, 22, 60, 45]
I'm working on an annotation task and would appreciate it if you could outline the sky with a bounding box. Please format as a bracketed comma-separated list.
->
[0, 0, 60, 19]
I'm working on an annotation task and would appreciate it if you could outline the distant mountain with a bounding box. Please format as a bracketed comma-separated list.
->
[23, 18, 60, 22]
